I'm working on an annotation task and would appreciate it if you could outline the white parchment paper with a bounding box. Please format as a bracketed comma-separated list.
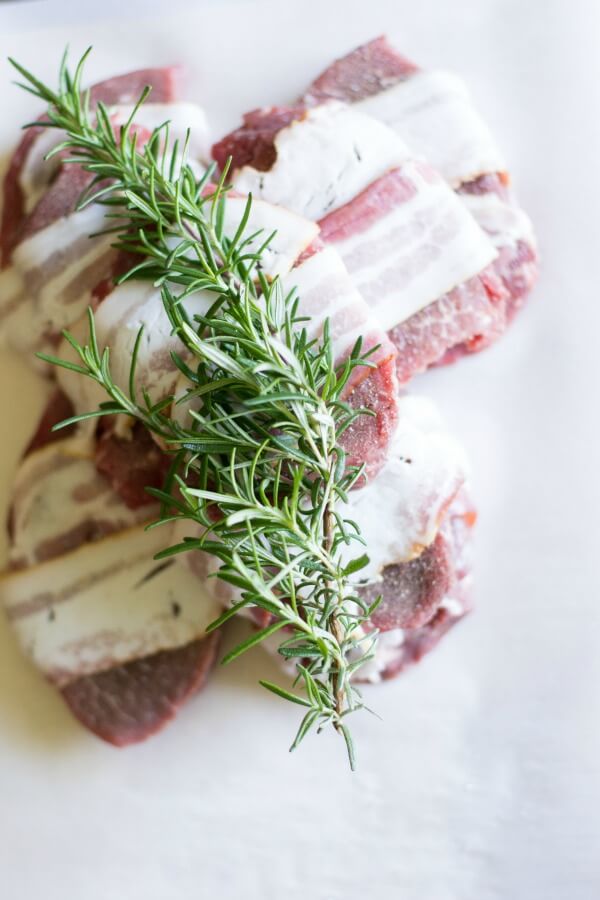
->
[0, 1, 598, 897]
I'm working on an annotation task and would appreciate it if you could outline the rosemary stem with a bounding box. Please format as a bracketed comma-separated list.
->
[10, 48, 377, 766]
[323, 482, 346, 725]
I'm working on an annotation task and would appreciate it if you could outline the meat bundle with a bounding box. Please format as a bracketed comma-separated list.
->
[4, 392, 222, 745]
[0, 41, 536, 745]
[303, 37, 538, 333]
[2, 386, 473, 743]
[214, 36, 537, 379]
[184, 394, 476, 682]
[0, 68, 209, 358]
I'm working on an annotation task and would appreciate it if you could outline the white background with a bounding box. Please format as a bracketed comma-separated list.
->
[0, 1, 598, 897]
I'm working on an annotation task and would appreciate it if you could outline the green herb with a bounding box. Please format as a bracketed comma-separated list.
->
[10, 49, 382, 768]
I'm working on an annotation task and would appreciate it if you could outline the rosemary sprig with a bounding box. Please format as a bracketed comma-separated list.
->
[9, 49, 381, 767]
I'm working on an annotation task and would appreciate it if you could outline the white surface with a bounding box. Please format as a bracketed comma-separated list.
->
[0, 1, 598, 898]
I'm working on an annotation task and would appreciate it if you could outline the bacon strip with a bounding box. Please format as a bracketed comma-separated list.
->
[1, 67, 183, 265]
[302, 36, 538, 336]
[338, 395, 468, 581]
[8, 437, 153, 570]
[56, 197, 396, 485]
[2, 414, 221, 747]
[283, 241, 398, 476]
[215, 102, 505, 382]
[0, 70, 209, 357]
[248, 477, 474, 683]
[317, 162, 501, 335]
[95, 423, 172, 511]
[61, 197, 318, 409]
[2, 518, 223, 686]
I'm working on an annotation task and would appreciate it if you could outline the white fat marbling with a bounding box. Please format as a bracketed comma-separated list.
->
[0, 203, 114, 353]
[1, 522, 221, 685]
[170, 396, 468, 623]
[9, 438, 153, 569]
[351, 627, 405, 684]
[280, 244, 388, 361]
[3, 101, 212, 356]
[355, 69, 507, 186]
[108, 101, 211, 163]
[18, 102, 210, 214]
[461, 191, 536, 249]
[70, 198, 317, 413]
[332, 159, 497, 330]
[232, 102, 410, 221]
[339, 395, 469, 582]
[219, 195, 318, 278]
[92, 280, 212, 408]
[18, 127, 66, 214]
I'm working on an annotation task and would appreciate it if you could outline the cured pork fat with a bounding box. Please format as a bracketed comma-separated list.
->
[1, 396, 221, 745]
[302, 36, 538, 340]
[0, 68, 209, 358]
[214, 103, 508, 381]
[0, 50, 530, 742]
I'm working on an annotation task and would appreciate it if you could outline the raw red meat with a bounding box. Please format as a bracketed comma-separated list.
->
[361, 491, 475, 681]
[316, 167, 508, 380]
[24, 390, 171, 513]
[213, 106, 302, 173]
[0, 68, 198, 366]
[61, 633, 220, 747]
[304, 36, 417, 101]
[95, 421, 172, 510]
[376, 585, 471, 681]
[458, 173, 537, 323]
[388, 269, 506, 383]
[17, 164, 93, 245]
[1, 53, 500, 736]
[338, 350, 399, 477]
[261, 493, 474, 685]
[358, 531, 454, 632]
[25, 389, 75, 454]
[208, 395, 476, 682]
[303, 36, 414, 103]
